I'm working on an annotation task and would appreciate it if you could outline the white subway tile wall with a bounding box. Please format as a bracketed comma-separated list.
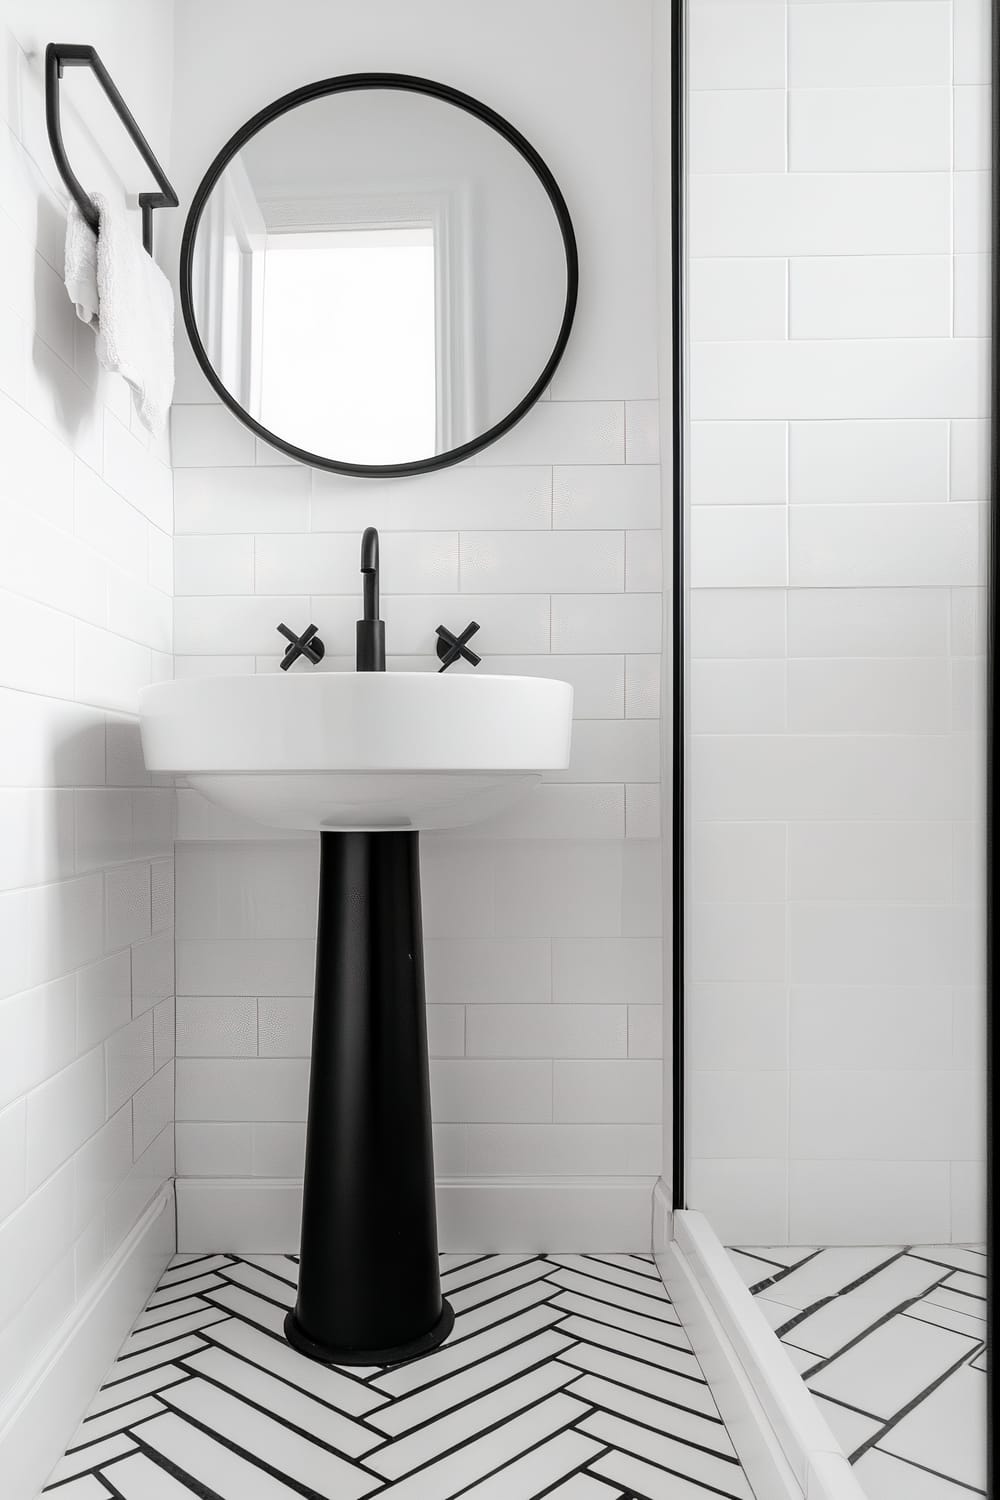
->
[686, 0, 989, 1243]
[0, 10, 175, 1410]
[166, 0, 664, 1221]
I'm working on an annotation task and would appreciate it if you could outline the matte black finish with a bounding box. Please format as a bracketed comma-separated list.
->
[286, 832, 453, 1364]
[436, 622, 481, 671]
[45, 43, 178, 254]
[670, 0, 686, 1212]
[179, 73, 578, 478]
[357, 527, 386, 672]
[987, 8, 997, 1488]
[277, 622, 325, 670]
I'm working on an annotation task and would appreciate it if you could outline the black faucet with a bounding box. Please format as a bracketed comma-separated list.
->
[356, 527, 385, 671]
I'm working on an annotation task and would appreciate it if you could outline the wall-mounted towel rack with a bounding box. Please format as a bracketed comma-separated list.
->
[45, 42, 178, 255]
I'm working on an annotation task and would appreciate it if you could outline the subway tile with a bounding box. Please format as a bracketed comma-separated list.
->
[425, 940, 550, 1007]
[625, 656, 659, 719]
[690, 590, 785, 658]
[486, 655, 623, 719]
[0, 788, 75, 891]
[103, 415, 171, 532]
[105, 571, 171, 654]
[105, 863, 150, 952]
[380, 594, 550, 654]
[259, 531, 459, 595]
[621, 842, 663, 937]
[624, 401, 659, 464]
[76, 951, 131, 1054]
[468, 786, 625, 846]
[257, 996, 312, 1058]
[625, 784, 660, 839]
[691, 733, 952, 822]
[690, 660, 786, 732]
[690, 903, 786, 983]
[552, 937, 661, 1007]
[430, 1060, 552, 1123]
[74, 625, 151, 714]
[690, 422, 786, 506]
[0, 390, 74, 531]
[174, 466, 310, 532]
[689, 984, 787, 1071]
[461, 1123, 660, 1177]
[788, 3, 950, 87]
[787, 657, 950, 733]
[691, 1071, 787, 1159]
[494, 843, 623, 938]
[0, 588, 75, 700]
[790, 504, 980, 587]
[954, 253, 989, 339]
[74, 460, 147, 577]
[420, 844, 495, 939]
[131, 931, 175, 1014]
[174, 595, 307, 655]
[690, 259, 786, 342]
[105, 1012, 154, 1116]
[690, 506, 787, 587]
[25, 1047, 105, 1191]
[790, 986, 952, 1071]
[689, 822, 786, 902]
[954, 171, 989, 252]
[692, 341, 987, 421]
[553, 467, 660, 529]
[951, 419, 990, 501]
[426, 1006, 464, 1058]
[175, 843, 318, 941]
[553, 1060, 661, 1124]
[153, 997, 175, 1071]
[551, 594, 660, 654]
[23, 337, 101, 470]
[175, 1122, 253, 1178]
[688, 2, 785, 89]
[625, 531, 661, 593]
[132, 1062, 174, 1158]
[252, 1122, 307, 1176]
[0, 1099, 26, 1222]
[787, 588, 949, 658]
[550, 721, 659, 783]
[789, 87, 950, 172]
[74, 789, 132, 874]
[460, 532, 623, 593]
[954, 0, 991, 85]
[627, 1006, 661, 1059]
[311, 467, 552, 531]
[790, 256, 949, 340]
[789, 419, 948, 505]
[791, 1070, 952, 1162]
[788, 822, 951, 902]
[789, 905, 953, 987]
[954, 86, 990, 170]
[175, 1058, 309, 1122]
[174, 536, 253, 595]
[473, 402, 624, 465]
[687, 1159, 788, 1245]
[689, 173, 950, 259]
[0, 977, 76, 1112]
[1, 875, 104, 1000]
[171, 405, 255, 467]
[466, 1005, 627, 1060]
[176, 997, 257, 1058]
[689, 91, 786, 173]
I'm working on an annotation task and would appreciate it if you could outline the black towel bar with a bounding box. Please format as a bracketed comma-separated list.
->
[44, 42, 178, 255]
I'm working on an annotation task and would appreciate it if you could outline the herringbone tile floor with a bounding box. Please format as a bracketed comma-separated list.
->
[43, 1252, 755, 1499]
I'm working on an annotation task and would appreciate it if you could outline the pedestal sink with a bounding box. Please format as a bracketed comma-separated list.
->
[139, 671, 573, 1365]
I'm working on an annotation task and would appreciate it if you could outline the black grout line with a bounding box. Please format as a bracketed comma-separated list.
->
[847, 1340, 986, 1464]
[795, 1275, 964, 1381]
[860, 1444, 987, 1495]
[573, 1395, 743, 1466]
[126, 1405, 327, 1500]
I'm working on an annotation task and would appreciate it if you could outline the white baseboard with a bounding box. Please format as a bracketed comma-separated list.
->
[176, 1176, 657, 1253]
[657, 1209, 866, 1500]
[0, 1182, 175, 1500]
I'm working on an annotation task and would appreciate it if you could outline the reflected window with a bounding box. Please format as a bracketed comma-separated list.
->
[258, 227, 436, 462]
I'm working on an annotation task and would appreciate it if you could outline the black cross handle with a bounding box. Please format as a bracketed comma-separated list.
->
[278, 622, 326, 670]
[436, 621, 481, 672]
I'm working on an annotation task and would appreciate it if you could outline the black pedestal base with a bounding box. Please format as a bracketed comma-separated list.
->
[283, 1300, 455, 1367]
[287, 831, 450, 1367]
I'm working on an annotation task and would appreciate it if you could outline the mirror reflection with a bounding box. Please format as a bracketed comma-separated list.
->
[185, 84, 574, 470]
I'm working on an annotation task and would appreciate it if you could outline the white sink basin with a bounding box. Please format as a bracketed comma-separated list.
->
[138, 672, 573, 831]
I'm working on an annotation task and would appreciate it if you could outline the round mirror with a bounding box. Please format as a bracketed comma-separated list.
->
[180, 74, 577, 477]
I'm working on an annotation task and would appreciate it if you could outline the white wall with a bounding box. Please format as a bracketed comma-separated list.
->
[685, 0, 989, 1245]
[0, 0, 175, 1417]
[167, 0, 667, 1249]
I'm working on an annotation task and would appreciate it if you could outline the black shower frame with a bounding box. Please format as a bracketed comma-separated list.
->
[671, 12, 995, 1486]
[178, 72, 579, 479]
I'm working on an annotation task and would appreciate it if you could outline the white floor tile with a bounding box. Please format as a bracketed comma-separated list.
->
[878, 1363, 987, 1490]
[807, 1314, 979, 1420]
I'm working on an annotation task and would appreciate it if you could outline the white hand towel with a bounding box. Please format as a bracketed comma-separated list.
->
[64, 193, 175, 438]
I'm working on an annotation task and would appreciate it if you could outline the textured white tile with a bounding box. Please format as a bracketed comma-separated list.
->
[690, 422, 786, 506]
[789, 1160, 950, 1244]
[551, 594, 660, 653]
[475, 402, 624, 465]
[791, 1070, 951, 1161]
[690, 590, 785, 658]
[176, 996, 257, 1057]
[103, 416, 171, 532]
[954, 171, 990, 252]
[690, 659, 786, 732]
[692, 341, 987, 421]
[174, 536, 253, 595]
[788, 2, 950, 87]
[75, 951, 131, 1054]
[461, 532, 623, 593]
[791, 503, 981, 587]
[690, 259, 786, 342]
[553, 1060, 661, 1123]
[790, 905, 953, 987]
[955, 86, 990, 171]
[790, 87, 950, 172]
[380, 594, 551, 655]
[25, 1046, 105, 1190]
[624, 401, 660, 464]
[787, 588, 948, 657]
[689, 985, 787, 1071]
[787, 657, 949, 733]
[551, 721, 659, 783]
[624, 531, 661, 593]
[175, 1058, 308, 1122]
[686, 1159, 788, 1245]
[688, 2, 785, 89]
[494, 844, 622, 938]
[174, 465, 310, 532]
[954, 0, 991, 85]
[690, 173, 950, 259]
[0, 1099, 26, 1221]
[690, 902, 786, 984]
[466, 1006, 627, 1060]
[689, 91, 786, 173]
[951, 421, 990, 501]
[105, 863, 150, 951]
[955, 253, 990, 339]
[311, 466, 552, 532]
[690, 1070, 787, 1159]
[553, 466, 659, 529]
[624, 656, 659, 719]
[430, 1060, 552, 1122]
[171, 405, 255, 467]
[790, 256, 949, 340]
[552, 938, 660, 1008]
[259, 531, 459, 595]
[689, 822, 785, 902]
[788, 822, 951, 903]
[690, 506, 787, 587]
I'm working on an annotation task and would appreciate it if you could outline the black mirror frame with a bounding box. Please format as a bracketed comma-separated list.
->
[179, 72, 579, 479]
